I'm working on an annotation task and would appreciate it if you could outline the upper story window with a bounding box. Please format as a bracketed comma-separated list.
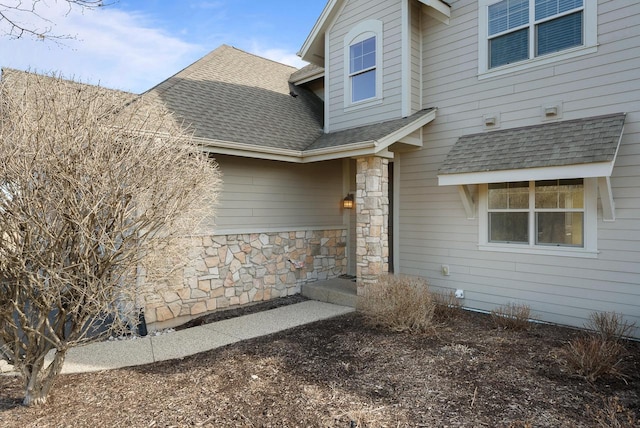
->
[478, 0, 597, 77]
[349, 36, 376, 102]
[344, 20, 383, 110]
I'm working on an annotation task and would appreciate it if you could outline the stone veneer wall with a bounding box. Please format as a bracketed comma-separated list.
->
[143, 228, 347, 329]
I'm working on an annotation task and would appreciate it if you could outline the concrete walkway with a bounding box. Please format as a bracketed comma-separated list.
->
[43, 301, 354, 374]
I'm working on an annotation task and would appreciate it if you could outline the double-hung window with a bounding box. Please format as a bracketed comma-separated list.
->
[479, 0, 596, 74]
[349, 37, 376, 103]
[485, 179, 591, 252]
[344, 20, 382, 109]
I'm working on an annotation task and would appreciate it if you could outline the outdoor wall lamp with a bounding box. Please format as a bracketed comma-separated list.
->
[342, 194, 354, 209]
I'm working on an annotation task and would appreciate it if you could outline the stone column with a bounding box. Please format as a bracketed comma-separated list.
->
[355, 156, 389, 295]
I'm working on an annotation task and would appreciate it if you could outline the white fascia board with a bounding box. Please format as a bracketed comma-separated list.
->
[298, 0, 342, 65]
[197, 138, 305, 163]
[197, 137, 388, 164]
[437, 161, 615, 186]
[419, 0, 451, 24]
[302, 143, 396, 163]
[291, 69, 325, 86]
[375, 109, 437, 151]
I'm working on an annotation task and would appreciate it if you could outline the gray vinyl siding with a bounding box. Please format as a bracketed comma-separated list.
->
[327, 0, 404, 132]
[410, 0, 422, 113]
[209, 155, 344, 232]
[397, 0, 640, 331]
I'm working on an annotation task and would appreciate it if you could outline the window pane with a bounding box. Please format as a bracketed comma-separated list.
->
[362, 52, 376, 69]
[350, 37, 375, 74]
[362, 37, 376, 55]
[536, 212, 583, 246]
[490, 28, 529, 68]
[352, 69, 376, 102]
[536, 11, 583, 56]
[535, 0, 583, 21]
[535, 179, 583, 209]
[489, 182, 529, 209]
[490, 212, 529, 243]
[489, 0, 529, 35]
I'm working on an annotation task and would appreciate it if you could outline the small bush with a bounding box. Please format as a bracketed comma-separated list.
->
[433, 290, 463, 322]
[561, 312, 635, 382]
[586, 312, 636, 342]
[562, 336, 627, 382]
[490, 302, 532, 331]
[358, 274, 436, 334]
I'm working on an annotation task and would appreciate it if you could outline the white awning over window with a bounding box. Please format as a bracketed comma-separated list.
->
[437, 113, 626, 220]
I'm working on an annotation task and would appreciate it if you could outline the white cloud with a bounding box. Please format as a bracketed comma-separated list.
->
[248, 44, 308, 69]
[0, 2, 205, 93]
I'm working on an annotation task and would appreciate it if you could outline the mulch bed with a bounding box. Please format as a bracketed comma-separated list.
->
[1, 305, 638, 427]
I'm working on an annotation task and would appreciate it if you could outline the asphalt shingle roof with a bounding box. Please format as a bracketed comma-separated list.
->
[307, 108, 436, 151]
[145, 45, 324, 151]
[439, 113, 626, 175]
[289, 63, 324, 83]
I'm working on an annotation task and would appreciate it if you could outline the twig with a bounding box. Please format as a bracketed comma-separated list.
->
[470, 386, 478, 409]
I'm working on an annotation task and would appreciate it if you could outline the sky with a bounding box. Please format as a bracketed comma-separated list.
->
[0, 0, 326, 93]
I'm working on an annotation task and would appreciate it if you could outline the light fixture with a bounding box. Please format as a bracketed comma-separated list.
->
[342, 194, 354, 209]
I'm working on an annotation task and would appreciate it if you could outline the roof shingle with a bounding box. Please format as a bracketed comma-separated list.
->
[145, 45, 324, 151]
[439, 113, 626, 175]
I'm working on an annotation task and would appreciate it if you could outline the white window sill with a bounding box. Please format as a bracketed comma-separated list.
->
[478, 45, 598, 80]
[478, 244, 599, 259]
[344, 97, 383, 113]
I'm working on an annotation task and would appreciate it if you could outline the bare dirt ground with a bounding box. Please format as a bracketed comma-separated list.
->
[1, 303, 639, 427]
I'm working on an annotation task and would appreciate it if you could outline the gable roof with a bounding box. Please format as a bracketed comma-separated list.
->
[143, 44, 437, 163]
[145, 45, 324, 152]
[438, 113, 626, 185]
[298, 0, 451, 65]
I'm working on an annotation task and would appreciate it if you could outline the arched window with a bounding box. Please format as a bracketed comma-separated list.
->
[343, 20, 383, 108]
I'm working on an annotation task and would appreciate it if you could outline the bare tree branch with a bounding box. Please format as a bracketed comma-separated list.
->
[0, 0, 110, 40]
[0, 69, 221, 406]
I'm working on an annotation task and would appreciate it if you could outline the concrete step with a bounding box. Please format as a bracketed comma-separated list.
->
[302, 278, 357, 308]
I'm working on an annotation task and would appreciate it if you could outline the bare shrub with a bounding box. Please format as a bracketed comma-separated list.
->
[490, 302, 532, 331]
[586, 396, 638, 428]
[562, 337, 628, 382]
[433, 289, 463, 322]
[0, 70, 221, 405]
[586, 312, 636, 342]
[560, 312, 635, 383]
[358, 274, 435, 334]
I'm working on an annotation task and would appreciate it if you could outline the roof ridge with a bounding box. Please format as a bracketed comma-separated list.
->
[224, 45, 300, 71]
[144, 44, 300, 96]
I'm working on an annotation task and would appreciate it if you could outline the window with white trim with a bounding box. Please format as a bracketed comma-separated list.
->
[478, 0, 597, 75]
[480, 178, 597, 256]
[343, 20, 383, 109]
[349, 36, 376, 102]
